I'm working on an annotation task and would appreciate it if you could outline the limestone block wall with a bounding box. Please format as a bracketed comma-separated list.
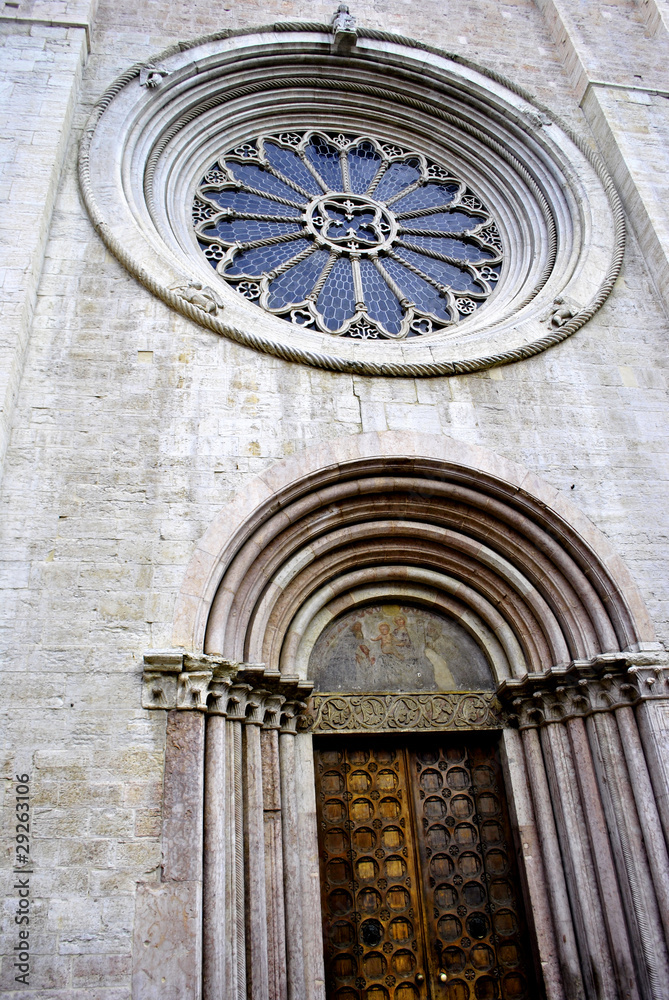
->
[0, 0, 668, 996]
[0, 0, 96, 477]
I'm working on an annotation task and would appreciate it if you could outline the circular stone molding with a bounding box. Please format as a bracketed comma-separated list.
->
[80, 22, 624, 377]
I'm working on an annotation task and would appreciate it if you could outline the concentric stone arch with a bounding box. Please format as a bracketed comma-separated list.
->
[172, 432, 654, 678]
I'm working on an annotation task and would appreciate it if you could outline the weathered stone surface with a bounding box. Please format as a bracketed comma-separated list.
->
[161, 711, 204, 882]
[131, 882, 201, 1000]
[2, 0, 669, 996]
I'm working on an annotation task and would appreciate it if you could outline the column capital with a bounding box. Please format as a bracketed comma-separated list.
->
[497, 651, 669, 729]
[141, 649, 314, 725]
[280, 700, 309, 734]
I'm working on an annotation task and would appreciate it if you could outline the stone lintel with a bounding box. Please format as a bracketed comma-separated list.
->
[302, 691, 504, 734]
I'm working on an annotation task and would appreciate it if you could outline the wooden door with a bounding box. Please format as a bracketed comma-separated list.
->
[314, 737, 537, 1000]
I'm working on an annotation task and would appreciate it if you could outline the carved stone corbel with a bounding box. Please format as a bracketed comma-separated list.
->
[331, 3, 357, 51]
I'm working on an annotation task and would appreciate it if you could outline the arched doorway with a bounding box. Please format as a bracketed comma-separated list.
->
[135, 433, 669, 1000]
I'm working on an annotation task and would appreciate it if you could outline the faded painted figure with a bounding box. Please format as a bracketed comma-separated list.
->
[310, 604, 494, 692]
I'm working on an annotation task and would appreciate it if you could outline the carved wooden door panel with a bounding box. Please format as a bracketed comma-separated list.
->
[314, 738, 537, 1000]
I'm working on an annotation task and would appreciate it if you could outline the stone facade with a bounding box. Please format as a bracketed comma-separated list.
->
[1, 0, 669, 998]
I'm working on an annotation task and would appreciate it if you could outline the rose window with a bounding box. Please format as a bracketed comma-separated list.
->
[193, 131, 503, 340]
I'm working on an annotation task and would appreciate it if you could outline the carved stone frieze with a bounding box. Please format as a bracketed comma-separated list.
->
[497, 652, 669, 729]
[301, 691, 504, 734]
[141, 650, 313, 730]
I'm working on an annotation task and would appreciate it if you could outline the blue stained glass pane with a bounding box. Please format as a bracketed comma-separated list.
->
[359, 258, 403, 335]
[316, 257, 356, 331]
[392, 182, 460, 214]
[383, 257, 452, 322]
[223, 240, 312, 277]
[267, 249, 331, 310]
[374, 159, 422, 201]
[226, 162, 308, 203]
[263, 143, 322, 196]
[347, 142, 382, 195]
[403, 210, 481, 234]
[400, 235, 494, 264]
[393, 247, 484, 295]
[304, 136, 343, 191]
[200, 220, 302, 243]
[204, 190, 302, 217]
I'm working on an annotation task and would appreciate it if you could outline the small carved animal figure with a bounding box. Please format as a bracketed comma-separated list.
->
[547, 296, 576, 328]
[172, 280, 223, 315]
[139, 63, 169, 89]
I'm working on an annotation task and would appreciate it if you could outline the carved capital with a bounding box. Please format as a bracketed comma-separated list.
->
[176, 670, 212, 711]
[142, 671, 178, 710]
[280, 700, 308, 734]
[262, 694, 286, 730]
[244, 689, 272, 726]
[141, 650, 314, 728]
[497, 652, 669, 729]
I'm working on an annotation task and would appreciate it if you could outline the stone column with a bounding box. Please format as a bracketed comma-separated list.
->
[203, 714, 227, 1000]
[225, 683, 253, 1000]
[539, 720, 621, 999]
[501, 727, 570, 1000]
[616, 704, 669, 945]
[630, 662, 669, 850]
[520, 726, 584, 999]
[261, 696, 288, 1000]
[202, 670, 234, 1000]
[589, 710, 669, 998]
[501, 653, 669, 1000]
[243, 689, 271, 1000]
[280, 703, 307, 1000]
[134, 652, 211, 1000]
[139, 654, 313, 1000]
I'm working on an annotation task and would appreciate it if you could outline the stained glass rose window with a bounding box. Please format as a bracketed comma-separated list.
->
[193, 130, 503, 340]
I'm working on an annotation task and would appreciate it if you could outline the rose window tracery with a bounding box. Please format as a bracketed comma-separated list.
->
[193, 130, 503, 340]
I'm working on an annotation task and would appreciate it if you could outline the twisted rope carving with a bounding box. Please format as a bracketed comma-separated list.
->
[79, 22, 625, 378]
